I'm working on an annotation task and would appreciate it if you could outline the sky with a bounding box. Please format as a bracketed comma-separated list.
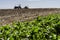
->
[0, 0, 60, 9]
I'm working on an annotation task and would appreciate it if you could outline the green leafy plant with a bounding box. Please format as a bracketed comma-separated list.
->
[0, 14, 60, 40]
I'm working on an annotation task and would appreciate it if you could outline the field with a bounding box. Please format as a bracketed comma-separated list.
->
[0, 8, 60, 25]
[0, 8, 60, 40]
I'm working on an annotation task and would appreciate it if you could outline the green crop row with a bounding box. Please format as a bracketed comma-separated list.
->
[0, 14, 60, 40]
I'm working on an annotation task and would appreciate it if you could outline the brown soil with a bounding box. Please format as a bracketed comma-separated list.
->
[0, 8, 60, 25]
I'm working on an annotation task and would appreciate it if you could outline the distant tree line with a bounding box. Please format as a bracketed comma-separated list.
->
[14, 5, 29, 9]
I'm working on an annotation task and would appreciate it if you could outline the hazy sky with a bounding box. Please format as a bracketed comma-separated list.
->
[0, 0, 60, 9]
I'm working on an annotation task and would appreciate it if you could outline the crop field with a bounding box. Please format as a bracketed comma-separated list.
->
[0, 8, 60, 40]
[0, 14, 60, 40]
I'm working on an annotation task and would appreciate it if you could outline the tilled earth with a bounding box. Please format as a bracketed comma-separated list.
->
[0, 8, 60, 25]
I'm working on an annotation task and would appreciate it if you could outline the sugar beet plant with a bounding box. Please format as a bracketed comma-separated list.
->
[0, 14, 60, 40]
